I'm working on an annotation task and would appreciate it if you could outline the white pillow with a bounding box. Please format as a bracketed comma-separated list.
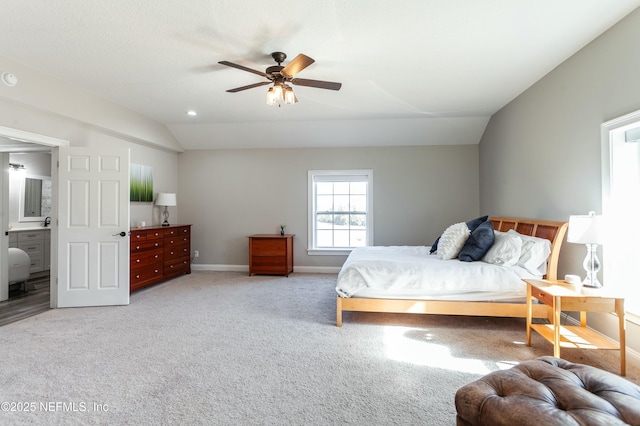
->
[482, 231, 522, 266]
[436, 222, 471, 260]
[507, 229, 552, 275]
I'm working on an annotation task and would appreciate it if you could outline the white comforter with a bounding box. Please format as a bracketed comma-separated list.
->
[336, 246, 539, 299]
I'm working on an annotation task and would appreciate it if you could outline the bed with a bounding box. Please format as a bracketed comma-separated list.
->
[336, 217, 568, 326]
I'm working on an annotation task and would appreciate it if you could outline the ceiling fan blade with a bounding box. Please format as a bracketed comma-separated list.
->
[280, 54, 315, 78]
[291, 78, 342, 91]
[226, 81, 272, 93]
[218, 61, 268, 78]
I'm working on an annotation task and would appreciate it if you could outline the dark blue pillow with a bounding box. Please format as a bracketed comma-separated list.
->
[458, 220, 495, 262]
[430, 215, 488, 254]
[466, 215, 489, 233]
[429, 236, 440, 254]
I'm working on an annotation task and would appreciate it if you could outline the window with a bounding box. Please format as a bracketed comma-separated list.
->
[602, 111, 640, 320]
[308, 170, 373, 255]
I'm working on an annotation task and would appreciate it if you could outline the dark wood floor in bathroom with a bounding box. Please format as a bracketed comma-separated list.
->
[0, 278, 50, 326]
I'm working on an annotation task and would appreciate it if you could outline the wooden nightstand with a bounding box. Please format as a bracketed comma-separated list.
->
[248, 234, 294, 277]
[524, 279, 626, 375]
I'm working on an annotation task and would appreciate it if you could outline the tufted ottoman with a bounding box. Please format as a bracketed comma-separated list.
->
[455, 356, 640, 426]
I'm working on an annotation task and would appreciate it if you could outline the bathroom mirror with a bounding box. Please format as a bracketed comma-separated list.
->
[19, 174, 52, 222]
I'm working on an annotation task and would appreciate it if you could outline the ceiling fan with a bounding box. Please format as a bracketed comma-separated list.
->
[218, 52, 342, 105]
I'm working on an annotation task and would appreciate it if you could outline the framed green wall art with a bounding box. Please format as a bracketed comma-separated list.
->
[130, 163, 153, 202]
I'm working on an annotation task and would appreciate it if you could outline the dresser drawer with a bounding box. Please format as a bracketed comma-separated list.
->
[164, 242, 189, 260]
[251, 238, 286, 255]
[164, 226, 190, 237]
[164, 257, 190, 275]
[130, 229, 147, 241]
[131, 249, 163, 269]
[130, 263, 163, 285]
[165, 235, 190, 247]
[131, 239, 163, 252]
[145, 229, 163, 240]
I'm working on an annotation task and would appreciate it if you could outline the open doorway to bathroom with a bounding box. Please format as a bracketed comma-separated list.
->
[0, 143, 53, 325]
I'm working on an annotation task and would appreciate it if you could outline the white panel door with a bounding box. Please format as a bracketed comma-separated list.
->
[57, 147, 130, 307]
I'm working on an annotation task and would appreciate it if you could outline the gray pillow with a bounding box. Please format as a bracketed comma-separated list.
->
[458, 220, 495, 262]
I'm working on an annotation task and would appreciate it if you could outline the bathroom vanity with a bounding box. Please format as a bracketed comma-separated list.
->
[8, 228, 51, 276]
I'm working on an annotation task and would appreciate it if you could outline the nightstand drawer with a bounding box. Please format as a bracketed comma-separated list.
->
[531, 288, 553, 306]
[251, 239, 286, 255]
[252, 255, 286, 267]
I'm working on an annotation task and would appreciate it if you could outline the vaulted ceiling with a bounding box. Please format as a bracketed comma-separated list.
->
[0, 1, 638, 150]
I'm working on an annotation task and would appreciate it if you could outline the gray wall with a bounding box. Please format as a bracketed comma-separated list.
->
[479, 9, 640, 352]
[178, 145, 479, 270]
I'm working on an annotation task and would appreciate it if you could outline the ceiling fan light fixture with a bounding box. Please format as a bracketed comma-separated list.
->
[266, 82, 294, 106]
[266, 87, 277, 105]
[284, 85, 298, 104]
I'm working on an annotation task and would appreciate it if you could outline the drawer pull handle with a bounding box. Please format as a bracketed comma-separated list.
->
[136, 246, 140, 250]
[154, 269, 159, 273]
[155, 243, 159, 247]
[136, 274, 140, 279]
[154, 255, 159, 258]
[136, 259, 140, 263]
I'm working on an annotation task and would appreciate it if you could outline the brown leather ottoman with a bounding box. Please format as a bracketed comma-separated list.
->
[455, 356, 640, 426]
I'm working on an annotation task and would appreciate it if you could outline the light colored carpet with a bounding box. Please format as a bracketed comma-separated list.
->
[0, 271, 637, 425]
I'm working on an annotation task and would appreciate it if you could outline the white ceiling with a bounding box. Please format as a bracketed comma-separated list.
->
[0, 1, 638, 150]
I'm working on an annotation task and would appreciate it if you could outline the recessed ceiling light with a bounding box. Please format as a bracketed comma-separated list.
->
[186, 110, 197, 116]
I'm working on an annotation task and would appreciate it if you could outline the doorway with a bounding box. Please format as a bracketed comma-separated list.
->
[0, 126, 67, 317]
[0, 141, 55, 323]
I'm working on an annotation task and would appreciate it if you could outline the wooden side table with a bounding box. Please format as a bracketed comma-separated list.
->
[525, 279, 626, 375]
[247, 234, 294, 277]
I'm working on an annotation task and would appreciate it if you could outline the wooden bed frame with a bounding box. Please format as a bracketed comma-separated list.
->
[336, 217, 568, 327]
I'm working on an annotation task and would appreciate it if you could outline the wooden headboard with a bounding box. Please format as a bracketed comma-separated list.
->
[489, 217, 568, 281]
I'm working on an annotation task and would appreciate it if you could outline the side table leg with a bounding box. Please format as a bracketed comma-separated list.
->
[526, 283, 532, 346]
[553, 296, 561, 358]
[617, 299, 626, 376]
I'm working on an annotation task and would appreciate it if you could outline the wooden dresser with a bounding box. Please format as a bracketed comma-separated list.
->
[130, 224, 191, 293]
[248, 234, 294, 277]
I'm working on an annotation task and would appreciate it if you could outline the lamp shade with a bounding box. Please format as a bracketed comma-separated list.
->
[567, 212, 604, 244]
[155, 192, 176, 207]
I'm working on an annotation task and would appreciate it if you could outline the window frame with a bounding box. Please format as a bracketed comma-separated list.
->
[307, 169, 373, 255]
[601, 110, 640, 324]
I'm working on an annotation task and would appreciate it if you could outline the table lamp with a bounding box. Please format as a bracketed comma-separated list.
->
[156, 192, 176, 227]
[567, 211, 604, 288]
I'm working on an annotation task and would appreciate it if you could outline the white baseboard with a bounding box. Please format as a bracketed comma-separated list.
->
[191, 264, 247, 272]
[190, 264, 340, 274]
